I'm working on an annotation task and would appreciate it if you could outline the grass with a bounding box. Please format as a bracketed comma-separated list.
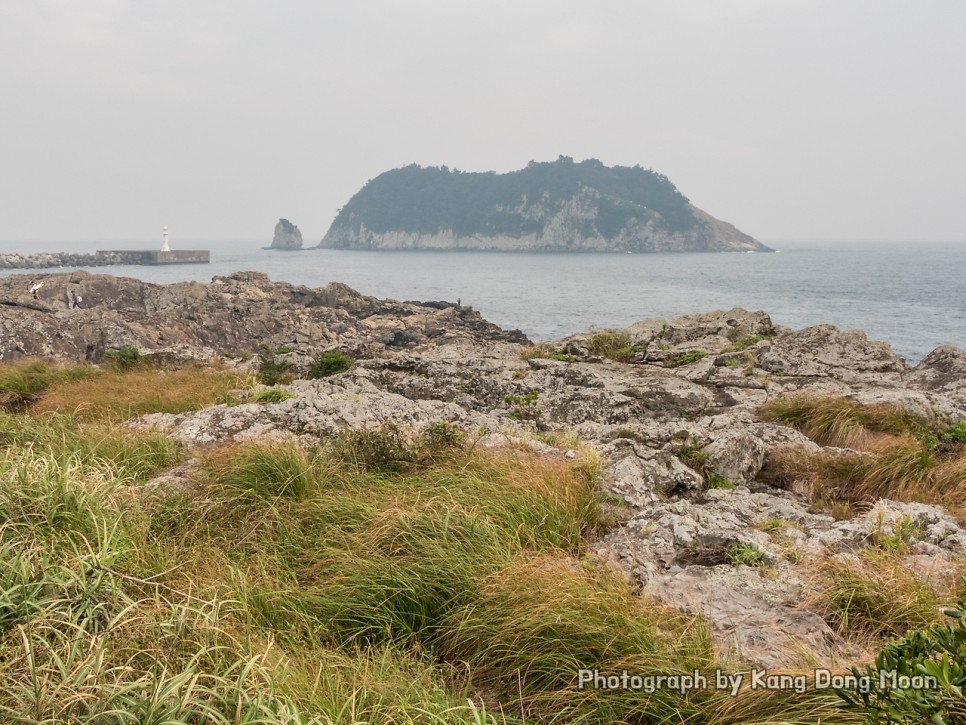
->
[308, 350, 354, 378]
[758, 396, 928, 450]
[0, 359, 99, 411]
[32, 365, 251, 422]
[705, 475, 735, 490]
[808, 551, 957, 640]
[675, 443, 709, 477]
[728, 335, 769, 352]
[0, 423, 854, 722]
[250, 387, 296, 404]
[759, 396, 966, 514]
[725, 543, 766, 567]
[0, 389, 874, 722]
[588, 331, 639, 363]
[665, 351, 707, 368]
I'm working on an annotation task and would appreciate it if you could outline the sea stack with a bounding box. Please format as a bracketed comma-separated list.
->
[271, 218, 303, 250]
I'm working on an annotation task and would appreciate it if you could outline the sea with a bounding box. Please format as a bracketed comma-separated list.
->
[2, 240, 963, 365]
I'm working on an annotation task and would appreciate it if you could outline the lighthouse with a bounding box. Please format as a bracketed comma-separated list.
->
[161, 226, 171, 252]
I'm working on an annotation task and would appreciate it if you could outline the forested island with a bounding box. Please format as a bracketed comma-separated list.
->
[319, 156, 772, 253]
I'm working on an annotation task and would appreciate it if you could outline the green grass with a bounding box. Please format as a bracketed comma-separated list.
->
[250, 387, 296, 404]
[705, 475, 735, 490]
[0, 404, 868, 722]
[665, 351, 707, 368]
[0, 359, 99, 411]
[725, 543, 765, 567]
[589, 331, 639, 363]
[728, 335, 769, 352]
[308, 350, 355, 378]
[758, 395, 927, 449]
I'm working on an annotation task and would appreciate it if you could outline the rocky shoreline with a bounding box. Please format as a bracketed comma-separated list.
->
[1, 270, 964, 669]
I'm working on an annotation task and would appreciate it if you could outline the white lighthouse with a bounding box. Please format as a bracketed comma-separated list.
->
[161, 226, 170, 252]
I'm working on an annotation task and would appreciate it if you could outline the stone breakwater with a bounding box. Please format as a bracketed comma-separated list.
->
[0, 250, 209, 269]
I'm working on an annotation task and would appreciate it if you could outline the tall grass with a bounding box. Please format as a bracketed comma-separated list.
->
[758, 396, 932, 450]
[32, 365, 251, 422]
[807, 551, 955, 640]
[589, 331, 637, 363]
[0, 359, 99, 411]
[0, 417, 871, 722]
[0, 412, 179, 482]
[759, 396, 966, 513]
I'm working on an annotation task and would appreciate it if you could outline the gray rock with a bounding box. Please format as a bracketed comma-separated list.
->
[271, 218, 303, 250]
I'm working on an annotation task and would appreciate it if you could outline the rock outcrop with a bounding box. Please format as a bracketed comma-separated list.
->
[270, 219, 303, 250]
[319, 157, 772, 253]
[0, 271, 526, 364]
[3, 272, 964, 671]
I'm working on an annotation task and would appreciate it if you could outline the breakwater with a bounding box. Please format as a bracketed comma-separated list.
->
[0, 250, 209, 269]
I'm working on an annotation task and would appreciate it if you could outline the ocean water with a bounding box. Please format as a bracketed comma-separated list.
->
[2, 240, 963, 364]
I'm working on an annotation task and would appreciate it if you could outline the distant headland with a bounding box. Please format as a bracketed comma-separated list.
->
[319, 156, 772, 253]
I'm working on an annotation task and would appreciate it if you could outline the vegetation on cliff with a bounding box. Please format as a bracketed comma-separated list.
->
[325, 156, 699, 241]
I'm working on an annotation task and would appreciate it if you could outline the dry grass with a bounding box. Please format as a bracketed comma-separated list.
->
[32, 365, 252, 422]
[763, 439, 966, 515]
[588, 330, 637, 362]
[758, 396, 924, 450]
[0, 358, 99, 411]
[806, 551, 959, 641]
[759, 396, 966, 515]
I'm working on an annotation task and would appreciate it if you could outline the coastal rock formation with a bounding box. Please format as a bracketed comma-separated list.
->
[2, 272, 964, 671]
[319, 157, 772, 253]
[0, 271, 526, 364]
[270, 218, 303, 250]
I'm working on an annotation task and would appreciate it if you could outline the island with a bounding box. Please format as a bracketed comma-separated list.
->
[268, 218, 303, 250]
[319, 156, 772, 253]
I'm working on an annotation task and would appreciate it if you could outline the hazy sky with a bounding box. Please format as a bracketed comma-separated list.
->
[1, 0, 964, 246]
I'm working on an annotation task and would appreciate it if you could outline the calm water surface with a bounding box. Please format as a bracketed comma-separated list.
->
[2, 240, 963, 363]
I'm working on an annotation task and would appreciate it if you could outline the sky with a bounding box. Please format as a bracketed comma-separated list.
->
[1, 0, 964, 247]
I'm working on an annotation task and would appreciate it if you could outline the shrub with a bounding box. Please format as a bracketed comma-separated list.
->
[835, 587, 966, 723]
[256, 344, 293, 386]
[308, 350, 354, 378]
[332, 423, 418, 473]
[504, 391, 542, 420]
[420, 421, 465, 450]
[103, 346, 143, 371]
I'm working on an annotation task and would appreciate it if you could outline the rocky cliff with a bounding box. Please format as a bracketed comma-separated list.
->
[270, 218, 303, 250]
[320, 157, 771, 253]
[2, 271, 964, 671]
